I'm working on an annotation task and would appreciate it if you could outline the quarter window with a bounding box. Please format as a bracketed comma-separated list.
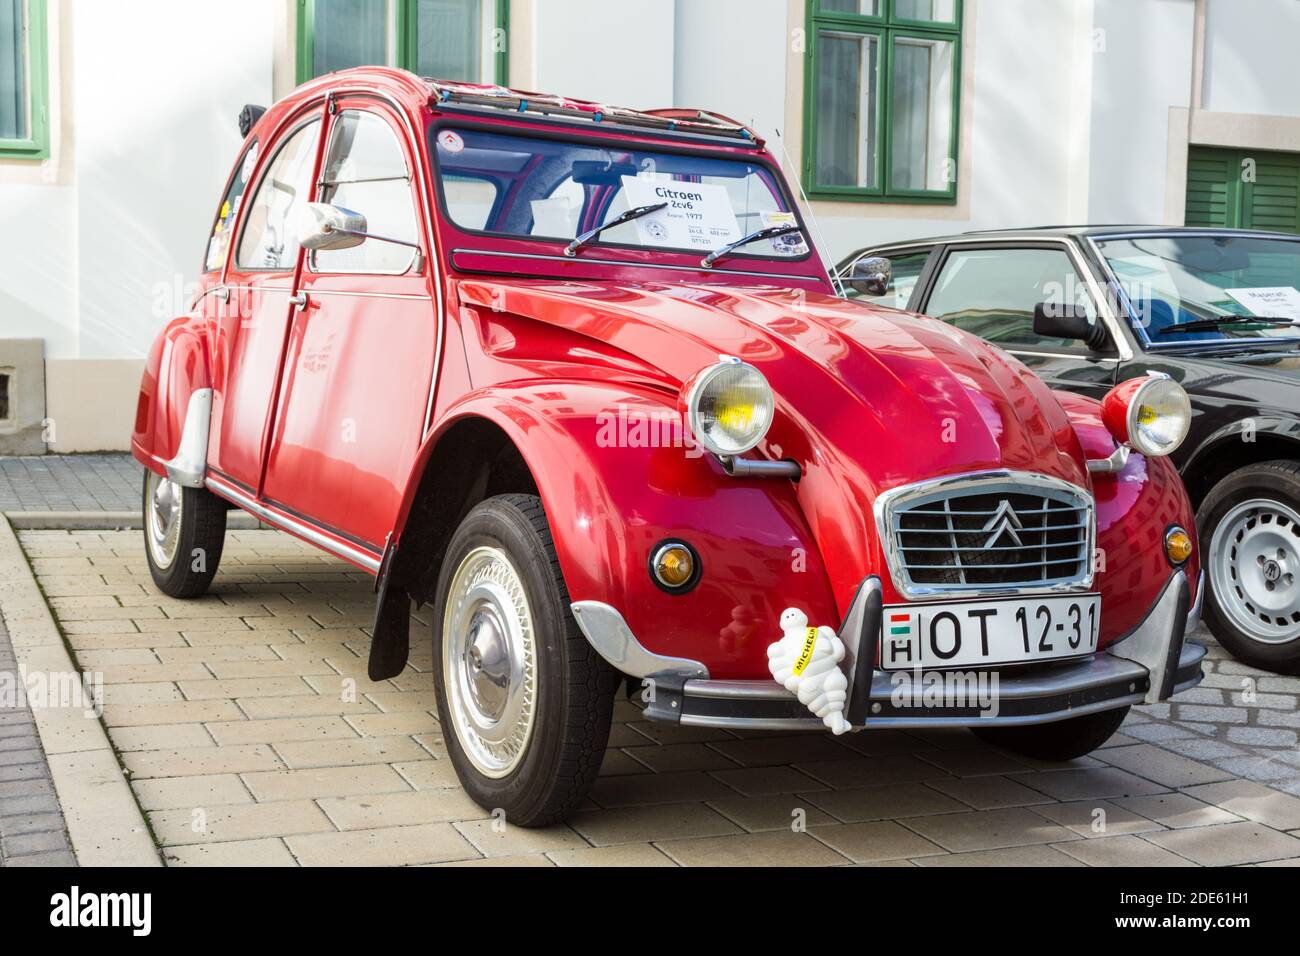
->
[924, 247, 1101, 352]
[805, 0, 960, 203]
[236, 120, 321, 272]
[205, 141, 258, 273]
[297, 0, 509, 86]
[0, 0, 49, 159]
[314, 111, 419, 274]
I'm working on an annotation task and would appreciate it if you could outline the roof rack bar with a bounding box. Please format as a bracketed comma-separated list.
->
[425, 81, 757, 144]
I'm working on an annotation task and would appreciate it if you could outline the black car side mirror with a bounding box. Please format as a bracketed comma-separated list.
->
[847, 256, 891, 297]
[1033, 301, 1092, 341]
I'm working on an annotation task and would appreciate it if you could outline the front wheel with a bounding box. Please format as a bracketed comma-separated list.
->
[1200, 461, 1300, 673]
[973, 706, 1128, 761]
[143, 469, 227, 598]
[432, 494, 617, 827]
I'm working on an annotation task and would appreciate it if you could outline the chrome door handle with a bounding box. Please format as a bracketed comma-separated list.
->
[288, 292, 309, 309]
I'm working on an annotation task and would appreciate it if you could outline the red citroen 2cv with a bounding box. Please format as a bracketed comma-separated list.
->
[133, 68, 1204, 825]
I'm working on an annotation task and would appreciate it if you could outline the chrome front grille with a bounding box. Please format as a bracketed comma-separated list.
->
[878, 473, 1095, 598]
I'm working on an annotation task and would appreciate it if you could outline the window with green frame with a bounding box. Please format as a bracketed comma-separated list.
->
[804, 0, 960, 203]
[296, 0, 509, 86]
[0, 0, 49, 159]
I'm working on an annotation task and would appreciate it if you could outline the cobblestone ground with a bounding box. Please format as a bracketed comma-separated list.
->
[0, 455, 141, 513]
[0, 613, 77, 866]
[12, 526, 1300, 866]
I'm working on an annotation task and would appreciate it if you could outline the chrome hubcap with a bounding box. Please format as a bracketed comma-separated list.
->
[1210, 497, 1300, 645]
[145, 471, 183, 570]
[442, 546, 536, 778]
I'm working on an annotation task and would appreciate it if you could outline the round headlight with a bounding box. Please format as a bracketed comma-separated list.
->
[683, 358, 775, 457]
[1101, 374, 1191, 458]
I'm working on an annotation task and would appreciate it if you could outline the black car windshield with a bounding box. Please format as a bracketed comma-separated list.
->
[430, 126, 809, 260]
[1096, 234, 1300, 344]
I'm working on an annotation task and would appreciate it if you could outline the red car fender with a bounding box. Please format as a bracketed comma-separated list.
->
[1054, 391, 1200, 646]
[397, 382, 840, 679]
[131, 313, 212, 477]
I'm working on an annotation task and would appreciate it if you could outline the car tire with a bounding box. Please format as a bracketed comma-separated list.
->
[142, 469, 227, 598]
[972, 706, 1128, 761]
[1199, 460, 1300, 674]
[432, 493, 617, 827]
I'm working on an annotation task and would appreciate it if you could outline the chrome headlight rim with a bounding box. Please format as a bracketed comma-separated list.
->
[1126, 373, 1191, 458]
[684, 357, 775, 458]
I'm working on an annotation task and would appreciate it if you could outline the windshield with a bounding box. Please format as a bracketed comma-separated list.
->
[430, 126, 809, 260]
[1096, 234, 1300, 344]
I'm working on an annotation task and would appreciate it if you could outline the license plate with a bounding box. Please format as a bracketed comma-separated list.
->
[880, 594, 1100, 670]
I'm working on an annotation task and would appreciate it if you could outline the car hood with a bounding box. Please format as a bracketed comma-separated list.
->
[461, 278, 1089, 484]
[458, 279, 1093, 602]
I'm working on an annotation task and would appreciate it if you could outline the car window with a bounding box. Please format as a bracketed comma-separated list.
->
[314, 110, 420, 274]
[924, 247, 1100, 351]
[205, 140, 258, 273]
[844, 250, 929, 308]
[236, 120, 321, 271]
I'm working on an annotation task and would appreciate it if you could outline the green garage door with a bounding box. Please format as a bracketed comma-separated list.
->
[1186, 146, 1300, 233]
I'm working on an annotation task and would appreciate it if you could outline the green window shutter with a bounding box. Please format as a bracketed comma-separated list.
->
[1243, 152, 1300, 234]
[1185, 146, 1237, 228]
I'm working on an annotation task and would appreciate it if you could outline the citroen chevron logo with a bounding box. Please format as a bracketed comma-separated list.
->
[981, 500, 1024, 550]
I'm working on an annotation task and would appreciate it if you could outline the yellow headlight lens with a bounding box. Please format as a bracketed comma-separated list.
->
[1165, 527, 1193, 565]
[686, 359, 775, 457]
[1128, 376, 1191, 457]
[652, 544, 696, 589]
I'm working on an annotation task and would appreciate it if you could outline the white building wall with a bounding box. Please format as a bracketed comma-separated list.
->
[1085, 0, 1193, 225]
[1203, 0, 1300, 117]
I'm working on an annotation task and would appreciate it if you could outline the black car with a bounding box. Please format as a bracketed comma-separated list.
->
[838, 226, 1300, 673]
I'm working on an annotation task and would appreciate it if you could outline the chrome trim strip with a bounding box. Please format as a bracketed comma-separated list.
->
[1187, 569, 1206, 633]
[204, 475, 382, 573]
[570, 601, 710, 679]
[849, 236, 1134, 361]
[160, 389, 213, 489]
[873, 469, 1096, 600]
[284, 288, 433, 301]
[1087, 444, 1130, 474]
[451, 247, 823, 283]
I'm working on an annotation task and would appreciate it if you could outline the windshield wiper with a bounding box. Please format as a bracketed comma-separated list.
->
[1161, 315, 1298, 334]
[702, 224, 803, 269]
[563, 202, 667, 257]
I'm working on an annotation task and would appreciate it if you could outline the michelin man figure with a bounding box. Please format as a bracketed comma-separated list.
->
[767, 608, 850, 735]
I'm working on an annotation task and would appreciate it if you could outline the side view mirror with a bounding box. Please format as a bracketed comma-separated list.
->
[846, 256, 891, 297]
[297, 202, 368, 251]
[1033, 301, 1092, 341]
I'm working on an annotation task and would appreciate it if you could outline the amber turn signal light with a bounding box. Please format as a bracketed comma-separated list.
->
[650, 542, 699, 592]
[1165, 527, 1193, 566]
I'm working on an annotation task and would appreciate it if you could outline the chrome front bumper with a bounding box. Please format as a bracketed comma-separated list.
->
[571, 569, 1206, 732]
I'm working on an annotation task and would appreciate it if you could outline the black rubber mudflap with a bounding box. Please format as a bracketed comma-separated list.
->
[367, 570, 411, 681]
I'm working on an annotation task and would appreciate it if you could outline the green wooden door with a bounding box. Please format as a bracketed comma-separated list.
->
[1186, 145, 1300, 233]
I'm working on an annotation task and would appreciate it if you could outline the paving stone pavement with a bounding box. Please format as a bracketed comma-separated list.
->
[0, 610, 77, 867]
[0, 454, 141, 513]
[8, 525, 1300, 866]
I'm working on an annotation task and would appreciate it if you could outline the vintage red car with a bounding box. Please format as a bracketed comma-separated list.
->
[132, 68, 1205, 825]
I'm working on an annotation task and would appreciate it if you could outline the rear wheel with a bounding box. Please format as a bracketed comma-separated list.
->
[1200, 461, 1300, 673]
[432, 493, 617, 826]
[142, 469, 227, 598]
[973, 706, 1128, 761]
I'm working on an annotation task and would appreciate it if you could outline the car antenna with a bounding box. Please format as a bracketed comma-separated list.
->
[770, 126, 847, 298]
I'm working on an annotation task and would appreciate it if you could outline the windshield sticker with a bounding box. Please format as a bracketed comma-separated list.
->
[438, 130, 465, 154]
[620, 176, 740, 251]
[760, 210, 808, 256]
[241, 144, 258, 183]
[1225, 286, 1300, 321]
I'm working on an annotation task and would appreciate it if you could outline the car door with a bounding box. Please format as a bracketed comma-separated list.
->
[210, 111, 324, 492]
[914, 241, 1121, 400]
[259, 102, 436, 552]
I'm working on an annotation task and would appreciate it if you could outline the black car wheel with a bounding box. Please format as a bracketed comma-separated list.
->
[142, 469, 227, 598]
[432, 494, 618, 826]
[973, 706, 1129, 761]
[1200, 460, 1300, 673]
